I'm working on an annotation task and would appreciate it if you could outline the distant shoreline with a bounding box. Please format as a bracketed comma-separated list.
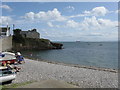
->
[24, 56, 118, 73]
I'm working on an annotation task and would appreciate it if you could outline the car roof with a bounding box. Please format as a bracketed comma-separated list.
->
[0, 67, 7, 69]
[2, 52, 15, 56]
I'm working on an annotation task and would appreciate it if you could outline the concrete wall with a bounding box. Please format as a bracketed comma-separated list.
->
[0, 36, 12, 52]
[0, 38, 2, 52]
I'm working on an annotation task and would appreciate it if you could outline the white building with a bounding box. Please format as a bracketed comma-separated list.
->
[0, 26, 10, 37]
[0, 26, 12, 52]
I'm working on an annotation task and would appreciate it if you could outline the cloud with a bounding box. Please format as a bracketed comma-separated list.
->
[97, 18, 117, 27]
[84, 6, 108, 16]
[85, 33, 103, 36]
[24, 8, 67, 22]
[81, 16, 101, 30]
[115, 10, 120, 13]
[0, 5, 12, 11]
[66, 16, 117, 30]
[64, 6, 75, 12]
[66, 20, 79, 28]
[47, 22, 54, 27]
[69, 6, 109, 18]
[66, 16, 100, 30]
[0, 16, 12, 25]
[24, 12, 35, 20]
[6, 6, 117, 41]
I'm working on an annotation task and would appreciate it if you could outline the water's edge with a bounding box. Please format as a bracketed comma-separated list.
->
[24, 56, 118, 73]
[21, 42, 118, 69]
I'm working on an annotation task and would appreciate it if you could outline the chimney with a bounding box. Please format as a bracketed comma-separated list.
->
[6, 25, 10, 36]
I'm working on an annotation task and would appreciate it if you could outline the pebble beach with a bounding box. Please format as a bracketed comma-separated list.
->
[12, 58, 118, 88]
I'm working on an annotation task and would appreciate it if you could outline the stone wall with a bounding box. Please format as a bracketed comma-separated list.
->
[0, 36, 12, 52]
[21, 31, 40, 39]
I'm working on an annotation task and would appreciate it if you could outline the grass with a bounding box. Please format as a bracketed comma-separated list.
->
[67, 81, 79, 87]
[0, 81, 34, 90]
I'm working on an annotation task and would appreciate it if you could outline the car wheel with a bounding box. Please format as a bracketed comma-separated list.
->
[6, 80, 12, 84]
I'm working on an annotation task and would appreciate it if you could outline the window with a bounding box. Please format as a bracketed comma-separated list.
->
[0, 69, 14, 77]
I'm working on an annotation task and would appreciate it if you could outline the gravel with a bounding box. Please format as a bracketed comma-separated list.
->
[12, 58, 118, 88]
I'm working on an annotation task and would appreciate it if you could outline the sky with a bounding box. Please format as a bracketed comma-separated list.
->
[0, 2, 119, 41]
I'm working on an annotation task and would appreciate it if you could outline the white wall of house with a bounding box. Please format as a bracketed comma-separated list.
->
[0, 38, 2, 52]
[0, 36, 12, 52]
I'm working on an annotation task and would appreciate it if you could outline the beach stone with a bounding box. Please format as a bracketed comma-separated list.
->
[12, 59, 118, 88]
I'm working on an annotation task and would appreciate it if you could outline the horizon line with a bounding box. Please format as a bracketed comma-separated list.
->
[2, 0, 119, 2]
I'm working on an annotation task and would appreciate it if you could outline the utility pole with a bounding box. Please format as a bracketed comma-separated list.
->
[13, 24, 15, 30]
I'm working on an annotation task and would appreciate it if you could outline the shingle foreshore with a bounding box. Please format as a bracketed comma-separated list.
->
[13, 58, 118, 88]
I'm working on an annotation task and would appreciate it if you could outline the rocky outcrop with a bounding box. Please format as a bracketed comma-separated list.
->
[12, 36, 63, 51]
[12, 29, 63, 51]
[50, 42, 63, 49]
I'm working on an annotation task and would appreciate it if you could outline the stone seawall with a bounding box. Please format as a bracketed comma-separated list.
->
[0, 36, 12, 52]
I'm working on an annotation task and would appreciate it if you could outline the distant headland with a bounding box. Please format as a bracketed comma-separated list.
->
[12, 28, 63, 51]
[0, 26, 63, 52]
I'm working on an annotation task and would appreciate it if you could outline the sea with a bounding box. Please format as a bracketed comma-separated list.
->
[21, 42, 118, 69]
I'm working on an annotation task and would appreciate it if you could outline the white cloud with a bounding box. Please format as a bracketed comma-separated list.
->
[97, 18, 117, 27]
[0, 5, 12, 11]
[66, 16, 101, 30]
[65, 6, 75, 12]
[47, 22, 61, 28]
[69, 6, 109, 18]
[47, 22, 54, 27]
[82, 16, 101, 30]
[8, 6, 117, 41]
[86, 32, 103, 36]
[0, 16, 12, 25]
[84, 6, 108, 16]
[66, 16, 117, 31]
[66, 20, 79, 28]
[115, 10, 120, 13]
[24, 12, 35, 20]
[24, 8, 67, 22]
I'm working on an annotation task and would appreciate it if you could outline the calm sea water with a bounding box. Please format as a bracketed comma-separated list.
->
[21, 42, 118, 69]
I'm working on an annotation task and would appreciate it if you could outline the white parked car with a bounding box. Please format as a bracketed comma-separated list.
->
[0, 67, 16, 84]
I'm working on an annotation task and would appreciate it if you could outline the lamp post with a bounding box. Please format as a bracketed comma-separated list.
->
[13, 24, 15, 30]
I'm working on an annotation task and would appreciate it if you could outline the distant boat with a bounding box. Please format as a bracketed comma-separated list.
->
[76, 41, 80, 42]
[99, 44, 103, 46]
[86, 42, 90, 45]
